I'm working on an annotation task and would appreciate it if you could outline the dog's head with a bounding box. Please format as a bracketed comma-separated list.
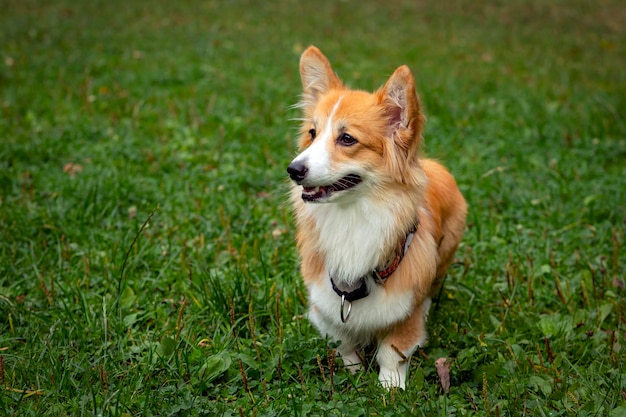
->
[287, 46, 426, 203]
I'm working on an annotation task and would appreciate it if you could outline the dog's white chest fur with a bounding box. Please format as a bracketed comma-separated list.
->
[303, 197, 398, 285]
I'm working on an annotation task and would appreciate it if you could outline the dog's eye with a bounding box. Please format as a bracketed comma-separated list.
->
[308, 128, 316, 141]
[337, 133, 357, 146]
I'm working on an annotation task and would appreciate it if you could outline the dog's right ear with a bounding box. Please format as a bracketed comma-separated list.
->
[299, 46, 342, 108]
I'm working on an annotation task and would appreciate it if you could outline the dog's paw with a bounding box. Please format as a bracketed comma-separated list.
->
[376, 344, 410, 389]
[340, 351, 363, 374]
[378, 367, 407, 390]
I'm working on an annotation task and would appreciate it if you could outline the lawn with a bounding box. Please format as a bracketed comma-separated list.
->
[1, 0, 625, 415]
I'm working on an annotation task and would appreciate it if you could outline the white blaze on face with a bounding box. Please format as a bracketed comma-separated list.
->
[291, 96, 343, 184]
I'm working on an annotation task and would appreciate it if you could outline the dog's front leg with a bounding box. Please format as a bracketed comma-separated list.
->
[376, 300, 429, 389]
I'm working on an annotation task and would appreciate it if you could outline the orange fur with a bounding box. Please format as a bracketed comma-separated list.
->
[288, 46, 467, 389]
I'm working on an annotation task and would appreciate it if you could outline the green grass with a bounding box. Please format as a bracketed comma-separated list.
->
[1, 0, 625, 415]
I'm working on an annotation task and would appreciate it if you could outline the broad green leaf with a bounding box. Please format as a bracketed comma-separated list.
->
[598, 303, 613, 326]
[159, 336, 176, 356]
[528, 375, 552, 396]
[119, 286, 136, 310]
[200, 351, 232, 384]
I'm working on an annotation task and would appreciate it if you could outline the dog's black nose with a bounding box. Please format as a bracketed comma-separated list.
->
[287, 161, 308, 183]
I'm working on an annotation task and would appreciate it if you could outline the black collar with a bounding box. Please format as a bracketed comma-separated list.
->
[330, 276, 370, 303]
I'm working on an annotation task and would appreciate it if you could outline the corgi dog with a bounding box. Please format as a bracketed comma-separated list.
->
[287, 46, 467, 389]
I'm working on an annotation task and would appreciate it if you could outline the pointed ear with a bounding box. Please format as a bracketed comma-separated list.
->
[299, 46, 342, 108]
[378, 65, 425, 152]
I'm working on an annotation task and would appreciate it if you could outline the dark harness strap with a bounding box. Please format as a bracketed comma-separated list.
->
[373, 221, 419, 283]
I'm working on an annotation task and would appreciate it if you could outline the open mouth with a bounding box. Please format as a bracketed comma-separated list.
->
[301, 174, 362, 202]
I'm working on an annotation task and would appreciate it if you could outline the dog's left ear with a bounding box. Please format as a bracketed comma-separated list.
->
[378, 65, 425, 154]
